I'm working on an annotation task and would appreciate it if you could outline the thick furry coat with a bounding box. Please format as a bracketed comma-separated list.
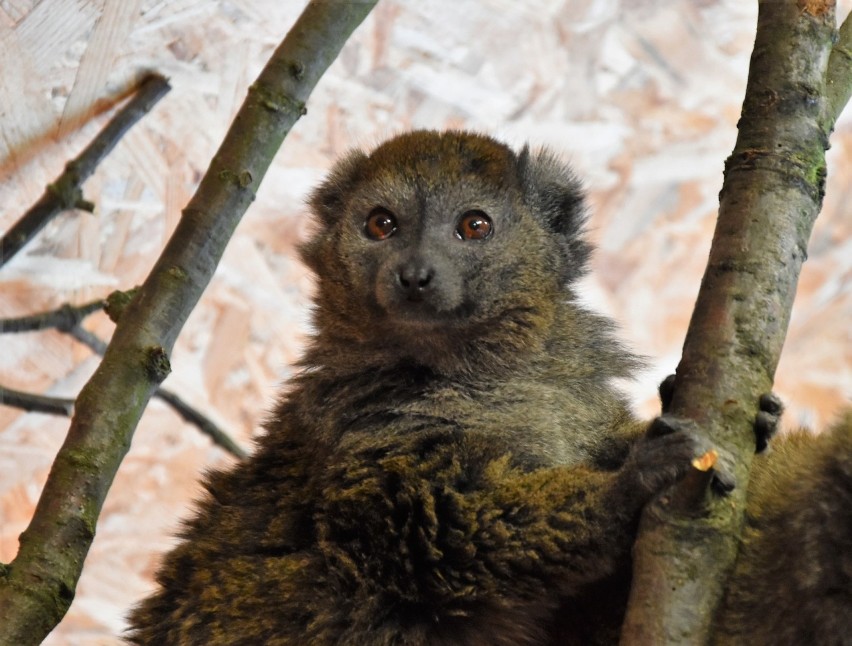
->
[127, 131, 852, 645]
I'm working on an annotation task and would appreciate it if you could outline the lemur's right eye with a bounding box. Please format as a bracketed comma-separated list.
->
[365, 208, 398, 240]
[456, 210, 493, 241]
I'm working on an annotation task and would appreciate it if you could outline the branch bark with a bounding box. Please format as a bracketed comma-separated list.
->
[0, 2, 377, 643]
[0, 75, 171, 268]
[621, 2, 852, 643]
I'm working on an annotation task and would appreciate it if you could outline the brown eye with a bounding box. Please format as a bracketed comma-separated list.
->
[456, 210, 493, 241]
[364, 207, 398, 240]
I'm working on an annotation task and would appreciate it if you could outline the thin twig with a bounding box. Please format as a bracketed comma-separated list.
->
[1, 300, 244, 456]
[67, 325, 108, 354]
[0, 74, 171, 268]
[0, 299, 105, 333]
[0, 386, 74, 416]
[153, 389, 247, 459]
[0, 374, 247, 460]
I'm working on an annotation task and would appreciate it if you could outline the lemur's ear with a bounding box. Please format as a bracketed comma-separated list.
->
[299, 150, 369, 273]
[517, 146, 591, 282]
[308, 150, 369, 226]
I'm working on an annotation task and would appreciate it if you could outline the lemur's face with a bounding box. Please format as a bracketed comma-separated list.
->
[300, 131, 588, 363]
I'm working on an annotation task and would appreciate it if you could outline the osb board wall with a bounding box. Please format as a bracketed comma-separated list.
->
[1, 0, 850, 642]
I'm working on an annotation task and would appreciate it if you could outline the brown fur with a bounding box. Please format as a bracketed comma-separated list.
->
[127, 131, 851, 645]
[712, 413, 852, 645]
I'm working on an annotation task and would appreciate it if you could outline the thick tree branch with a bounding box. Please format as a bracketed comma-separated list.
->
[0, 75, 171, 268]
[0, 2, 377, 643]
[621, 2, 848, 643]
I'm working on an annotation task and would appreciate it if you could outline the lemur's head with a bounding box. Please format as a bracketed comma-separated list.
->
[300, 130, 590, 370]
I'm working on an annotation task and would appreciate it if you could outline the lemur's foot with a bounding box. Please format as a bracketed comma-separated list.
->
[643, 414, 735, 496]
[656, 376, 785, 485]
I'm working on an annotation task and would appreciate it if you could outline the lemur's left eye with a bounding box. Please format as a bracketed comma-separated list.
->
[456, 210, 493, 241]
[365, 207, 398, 240]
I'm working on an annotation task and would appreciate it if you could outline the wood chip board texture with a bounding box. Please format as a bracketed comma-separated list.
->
[1, 0, 850, 642]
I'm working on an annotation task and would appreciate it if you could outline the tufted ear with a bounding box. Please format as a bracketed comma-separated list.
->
[517, 146, 591, 282]
[308, 150, 369, 226]
[298, 150, 370, 274]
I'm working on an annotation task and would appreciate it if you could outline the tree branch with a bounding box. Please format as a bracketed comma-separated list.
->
[0, 74, 171, 268]
[0, 386, 74, 417]
[0, 373, 247, 461]
[67, 325, 248, 459]
[152, 388, 247, 459]
[65, 325, 108, 355]
[1, 300, 246, 458]
[823, 9, 852, 129]
[0, 299, 105, 333]
[621, 1, 848, 642]
[0, 2, 377, 642]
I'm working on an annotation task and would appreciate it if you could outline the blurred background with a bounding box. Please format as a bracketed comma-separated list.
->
[1, 0, 850, 642]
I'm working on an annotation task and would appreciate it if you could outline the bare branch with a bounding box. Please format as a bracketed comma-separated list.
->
[0, 368, 247, 460]
[66, 326, 108, 355]
[823, 9, 852, 128]
[0, 386, 74, 417]
[1, 299, 244, 457]
[0, 75, 171, 268]
[0, 299, 104, 333]
[621, 1, 843, 642]
[153, 389, 247, 459]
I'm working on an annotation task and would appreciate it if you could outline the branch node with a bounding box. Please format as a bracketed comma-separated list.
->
[167, 266, 187, 281]
[74, 198, 96, 213]
[104, 288, 139, 323]
[252, 82, 308, 116]
[144, 346, 172, 383]
[46, 181, 83, 210]
[289, 60, 305, 80]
